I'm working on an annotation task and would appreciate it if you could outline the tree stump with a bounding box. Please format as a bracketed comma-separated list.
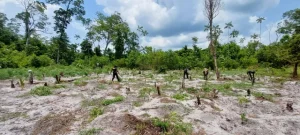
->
[157, 86, 161, 96]
[247, 89, 251, 96]
[55, 75, 61, 84]
[154, 82, 156, 88]
[182, 78, 185, 89]
[197, 96, 201, 105]
[189, 76, 192, 80]
[44, 82, 48, 86]
[286, 102, 293, 112]
[11, 80, 15, 88]
[29, 71, 33, 84]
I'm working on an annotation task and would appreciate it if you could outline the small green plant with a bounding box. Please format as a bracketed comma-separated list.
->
[89, 107, 104, 121]
[19, 78, 24, 89]
[79, 128, 102, 135]
[74, 80, 88, 86]
[152, 118, 170, 132]
[138, 87, 154, 99]
[97, 84, 106, 90]
[240, 113, 247, 124]
[172, 93, 188, 101]
[133, 101, 143, 107]
[238, 96, 250, 104]
[151, 112, 192, 134]
[101, 96, 124, 106]
[252, 92, 274, 102]
[81, 98, 102, 107]
[186, 87, 198, 94]
[30, 86, 52, 96]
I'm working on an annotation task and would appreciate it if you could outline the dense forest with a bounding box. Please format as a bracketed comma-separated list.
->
[0, 0, 299, 78]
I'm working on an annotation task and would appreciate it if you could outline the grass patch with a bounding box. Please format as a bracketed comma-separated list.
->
[151, 112, 192, 134]
[238, 96, 250, 104]
[252, 92, 274, 102]
[30, 86, 52, 96]
[172, 93, 188, 101]
[186, 87, 199, 94]
[97, 84, 106, 90]
[89, 107, 104, 121]
[81, 98, 102, 107]
[101, 96, 124, 106]
[231, 82, 253, 89]
[0, 112, 28, 122]
[79, 128, 102, 135]
[30, 85, 66, 96]
[74, 80, 88, 86]
[133, 101, 143, 107]
[202, 83, 238, 96]
[138, 87, 155, 99]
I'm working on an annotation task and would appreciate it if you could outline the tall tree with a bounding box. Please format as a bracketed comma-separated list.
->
[277, 8, 300, 78]
[46, 0, 85, 63]
[256, 17, 265, 43]
[89, 12, 123, 55]
[204, 0, 221, 79]
[224, 21, 233, 42]
[16, 0, 49, 47]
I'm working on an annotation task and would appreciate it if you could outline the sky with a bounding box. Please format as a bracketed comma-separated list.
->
[0, 0, 300, 50]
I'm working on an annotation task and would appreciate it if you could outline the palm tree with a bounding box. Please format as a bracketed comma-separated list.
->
[251, 33, 258, 41]
[239, 37, 246, 44]
[224, 21, 233, 42]
[230, 29, 239, 41]
[256, 17, 265, 43]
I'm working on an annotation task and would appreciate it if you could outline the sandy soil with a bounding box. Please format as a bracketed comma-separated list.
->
[0, 70, 300, 135]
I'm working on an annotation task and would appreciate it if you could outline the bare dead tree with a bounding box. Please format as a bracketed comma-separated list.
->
[204, 0, 221, 79]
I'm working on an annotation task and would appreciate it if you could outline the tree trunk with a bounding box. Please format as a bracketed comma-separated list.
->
[213, 52, 220, 79]
[292, 62, 298, 78]
[56, 45, 60, 64]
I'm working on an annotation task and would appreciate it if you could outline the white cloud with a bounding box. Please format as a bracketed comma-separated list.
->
[249, 16, 258, 23]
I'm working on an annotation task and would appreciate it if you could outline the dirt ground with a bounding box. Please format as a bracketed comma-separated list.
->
[0, 70, 300, 135]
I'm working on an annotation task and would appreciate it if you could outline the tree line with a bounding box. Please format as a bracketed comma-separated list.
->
[0, 0, 299, 78]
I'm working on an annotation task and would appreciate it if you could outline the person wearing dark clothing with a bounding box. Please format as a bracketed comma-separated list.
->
[247, 70, 255, 85]
[111, 66, 120, 81]
[184, 68, 189, 79]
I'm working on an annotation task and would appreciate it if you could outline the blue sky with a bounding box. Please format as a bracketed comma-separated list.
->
[1, 0, 300, 50]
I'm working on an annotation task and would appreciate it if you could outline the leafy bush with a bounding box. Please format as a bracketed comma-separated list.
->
[238, 96, 249, 104]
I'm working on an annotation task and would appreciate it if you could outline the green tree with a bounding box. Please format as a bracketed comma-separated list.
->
[46, 0, 86, 63]
[277, 8, 300, 77]
[80, 39, 94, 57]
[16, 0, 49, 47]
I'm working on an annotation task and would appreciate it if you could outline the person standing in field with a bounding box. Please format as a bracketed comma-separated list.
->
[111, 66, 120, 81]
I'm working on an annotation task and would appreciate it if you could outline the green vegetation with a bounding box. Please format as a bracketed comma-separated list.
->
[30, 85, 66, 96]
[81, 98, 103, 108]
[238, 96, 250, 104]
[79, 128, 102, 135]
[138, 87, 155, 99]
[0, 5, 299, 79]
[101, 96, 124, 106]
[89, 107, 104, 121]
[151, 112, 192, 134]
[172, 93, 189, 101]
[133, 101, 143, 107]
[74, 80, 88, 86]
[0, 112, 28, 122]
[252, 92, 274, 102]
[240, 113, 248, 124]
